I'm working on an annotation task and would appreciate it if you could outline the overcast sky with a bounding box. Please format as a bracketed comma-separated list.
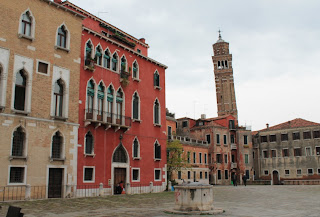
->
[75, 0, 320, 130]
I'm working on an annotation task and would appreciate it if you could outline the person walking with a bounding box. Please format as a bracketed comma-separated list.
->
[242, 174, 247, 186]
[231, 172, 237, 186]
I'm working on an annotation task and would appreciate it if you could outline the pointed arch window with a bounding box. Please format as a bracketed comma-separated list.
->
[21, 11, 32, 37]
[103, 49, 111, 69]
[85, 41, 93, 66]
[116, 90, 123, 124]
[112, 53, 118, 71]
[154, 71, 160, 87]
[132, 92, 139, 120]
[0, 65, 4, 110]
[132, 61, 139, 79]
[154, 99, 160, 125]
[12, 127, 25, 157]
[113, 145, 127, 163]
[95, 46, 102, 66]
[107, 86, 114, 123]
[14, 70, 26, 111]
[121, 56, 127, 72]
[57, 26, 67, 48]
[85, 132, 94, 155]
[133, 138, 140, 159]
[86, 80, 94, 119]
[154, 141, 161, 160]
[97, 83, 104, 121]
[52, 131, 63, 159]
[54, 79, 64, 117]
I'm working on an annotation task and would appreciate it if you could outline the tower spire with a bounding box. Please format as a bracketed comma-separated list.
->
[216, 29, 225, 43]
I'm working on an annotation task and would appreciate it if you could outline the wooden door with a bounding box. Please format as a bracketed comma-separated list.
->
[272, 171, 279, 185]
[48, 168, 63, 198]
[114, 168, 126, 193]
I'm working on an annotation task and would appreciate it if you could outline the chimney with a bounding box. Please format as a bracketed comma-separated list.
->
[139, 38, 146, 43]
[54, 0, 62, 3]
[266, 123, 269, 129]
[201, 114, 206, 119]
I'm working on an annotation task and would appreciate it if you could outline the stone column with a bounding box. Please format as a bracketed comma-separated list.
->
[126, 182, 130, 195]
[25, 184, 31, 200]
[99, 183, 104, 196]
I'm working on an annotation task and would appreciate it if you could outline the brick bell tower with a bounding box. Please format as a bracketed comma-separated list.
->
[212, 31, 238, 119]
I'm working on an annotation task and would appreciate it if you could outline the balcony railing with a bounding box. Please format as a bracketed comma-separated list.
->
[120, 70, 130, 79]
[170, 136, 208, 146]
[231, 144, 237, 150]
[85, 109, 131, 129]
[231, 163, 237, 169]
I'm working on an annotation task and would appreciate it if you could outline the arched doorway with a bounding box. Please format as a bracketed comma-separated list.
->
[112, 144, 129, 194]
[272, 170, 279, 185]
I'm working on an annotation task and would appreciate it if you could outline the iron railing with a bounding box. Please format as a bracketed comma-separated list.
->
[85, 109, 131, 128]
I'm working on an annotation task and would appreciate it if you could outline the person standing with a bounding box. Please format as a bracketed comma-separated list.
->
[231, 172, 237, 186]
[242, 174, 247, 186]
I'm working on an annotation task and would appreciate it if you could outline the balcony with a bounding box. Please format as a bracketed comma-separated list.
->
[84, 58, 95, 72]
[231, 144, 237, 150]
[84, 109, 131, 131]
[231, 163, 237, 169]
[120, 70, 130, 87]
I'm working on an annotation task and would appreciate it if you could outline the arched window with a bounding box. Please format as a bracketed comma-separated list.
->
[133, 138, 139, 158]
[107, 86, 114, 123]
[57, 26, 67, 48]
[121, 56, 127, 72]
[54, 79, 64, 117]
[85, 41, 93, 66]
[12, 127, 25, 157]
[86, 80, 94, 119]
[103, 49, 111, 69]
[85, 132, 94, 155]
[132, 61, 138, 79]
[14, 70, 26, 111]
[95, 46, 102, 66]
[21, 11, 32, 36]
[116, 89, 123, 124]
[97, 83, 104, 121]
[132, 92, 139, 120]
[113, 145, 127, 163]
[154, 71, 160, 87]
[52, 131, 63, 159]
[154, 99, 160, 125]
[112, 53, 118, 71]
[154, 141, 161, 160]
[0, 65, 3, 108]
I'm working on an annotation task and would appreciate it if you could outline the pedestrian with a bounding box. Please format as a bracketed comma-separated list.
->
[242, 174, 247, 186]
[115, 183, 122, 194]
[119, 181, 125, 194]
[231, 172, 237, 186]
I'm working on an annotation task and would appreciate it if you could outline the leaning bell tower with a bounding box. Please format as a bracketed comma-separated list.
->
[212, 31, 238, 119]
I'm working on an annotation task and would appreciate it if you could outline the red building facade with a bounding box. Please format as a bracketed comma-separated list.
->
[61, 1, 168, 194]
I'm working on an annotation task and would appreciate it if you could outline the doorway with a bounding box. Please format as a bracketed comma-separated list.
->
[114, 168, 126, 193]
[48, 168, 63, 198]
[272, 170, 279, 185]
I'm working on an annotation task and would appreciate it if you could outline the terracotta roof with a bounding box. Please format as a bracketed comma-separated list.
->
[259, 118, 320, 132]
[205, 114, 232, 121]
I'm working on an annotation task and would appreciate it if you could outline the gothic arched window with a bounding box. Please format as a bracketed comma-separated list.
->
[112, 53, 118, 71]
[154, 99, 160, 125]
[12, 127, 25, 157]
[57, 26, 67, 48]
[97, 83, 104, 120]
[103, 49, 111, 69]
[54, 79, 64, 117]
[14, 70, 26, 111]
[113, 145, 127, 163]
[86, 80, 94, 119]
[52, 131, 63, 159]
[132, 92, 139, 120]
[85, 131, 94, 155]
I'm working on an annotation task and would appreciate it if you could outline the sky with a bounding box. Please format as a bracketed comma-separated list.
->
[75, 0, 320, 131]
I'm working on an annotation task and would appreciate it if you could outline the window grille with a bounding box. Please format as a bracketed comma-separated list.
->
[52, 132, 62, 158]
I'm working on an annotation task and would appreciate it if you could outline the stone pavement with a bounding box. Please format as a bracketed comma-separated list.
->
[0, 185, 319, 217]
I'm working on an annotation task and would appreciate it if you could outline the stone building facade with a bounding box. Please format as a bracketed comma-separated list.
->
[253, 118, 320, 185]
[0, 0, 84, 198]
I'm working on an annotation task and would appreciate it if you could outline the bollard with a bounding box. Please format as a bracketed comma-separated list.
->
[99, 183, 104, 196]
[25, 184, 31, 200]
[149, 181, 153, 193]
[168, 181, 172, 192]
[126, 182, 130, 195]
[66, 184, 71, 198]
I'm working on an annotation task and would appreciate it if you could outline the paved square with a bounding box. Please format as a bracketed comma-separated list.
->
[0, 185, 319, 216]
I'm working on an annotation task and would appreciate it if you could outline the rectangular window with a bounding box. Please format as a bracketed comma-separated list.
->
[37, 61, 49, 75]
[223, 135, 227, 145]
[261, 136, 267, 143]
[245, 154, 249, 164]
[216, 134, 220, 145]
[294, 148, 302, 157]
[224, 170, 229, 179]
[216, 154, 222, 163]
[205, 172, 208, 179]
[178, 171, 181, 179]
[244, 135, 248, 145]
[200, 172, 203, 179]
[137, 49, 141, 53]
[224, 154, 228, 163]
[303, 131, 311, 139]
[285, 169, 290, 175]
[316, 147, 320, 156]
[271, 150, 276, 158]
[187, 152, 191, 163]
[193, 152, 196, 164]
[292, 132, 300, 140]
[308, 168, 314, 175]
[264, 170, 269, 175]
[306, 147, 312, 156]
[9, 167, 25, 183]
[155, 169, 161, 181]
[263, 150, 268, 158]
[230, 135, 235, 144]
[246, 170, 250, 179]
[206, 134, 211, 144]
[217, 170, 221, 180]
[199, 153, 202, 164]
[281, 133, 288, 141]
[204, 153, 207, 164]
[283, 149, 289, 157]
[84, 167, 94, 182]
[318, 168, 320, 175]
[187, 171, 191, 179]
[297, 169, 302, 175]
[167, 126, 172, 140]
[313, 130, 320, 139]
[253, 151, 255, 159]
[269, 135, 276, 142]
[182, 121, 188, 128]
[229, 120, 235, 129]
[132, 169, 140, 181]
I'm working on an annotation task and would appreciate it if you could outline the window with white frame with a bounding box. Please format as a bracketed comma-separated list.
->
[154, 99, 160, 125]
[14, 70, 27, 111]
[103, 49, 111, 69]
[178, 171, 181, 179]
[154, 141, 161, 160]
[57, 25, 68, 49]
[205, 171, 208, 179]
[19, 10, 34, 39]
[199, 153, 202, 164]
[200, 171, 203, 179]
[106, 85, 114, 122]
[297, 169, 302, 175]
[154, 70, 160, 87]
[224, 154, 228, 163]
[132, 61, 139, 79]
[244, 135, 248, 145]
[216, 134, 220, 145]
[264, 170, 269, 175]
[225, 170, 229, 179]
[85, 41, 93, 66]
[154, 169, 161, 181]
[187, 171, 191, 179]
[204, 153, 207, 164]
[285, 169, 290, 175]
[217, 170, 221, 180]
[85, 131, 94, 155]
[111, 53, 118, 71]
[306, 147, 312, 156]
[0, 63, 6, 109]
[206, 134, 211, 144]
[193, 152, 196, 163]
[9, 166, 26, 184]
[86, 80, 95, 119]
[132, 168, 140, 181]
[120, 55, 127, 73]
[308, 168, 314, 175]
[84, 167, 94, 182]
[132, 92, 140, 120]
[53, 79, 64, 118]
[11, 126, 26, 157]
[116, 89, 124, 124]
[51, 131, 63, 159]
[97, 83, 104, 121]
[36, 60, 49, 75]
[133, 138, 140, 159]
[223, 134, 227, 145]
[94, 45, 102, 66]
